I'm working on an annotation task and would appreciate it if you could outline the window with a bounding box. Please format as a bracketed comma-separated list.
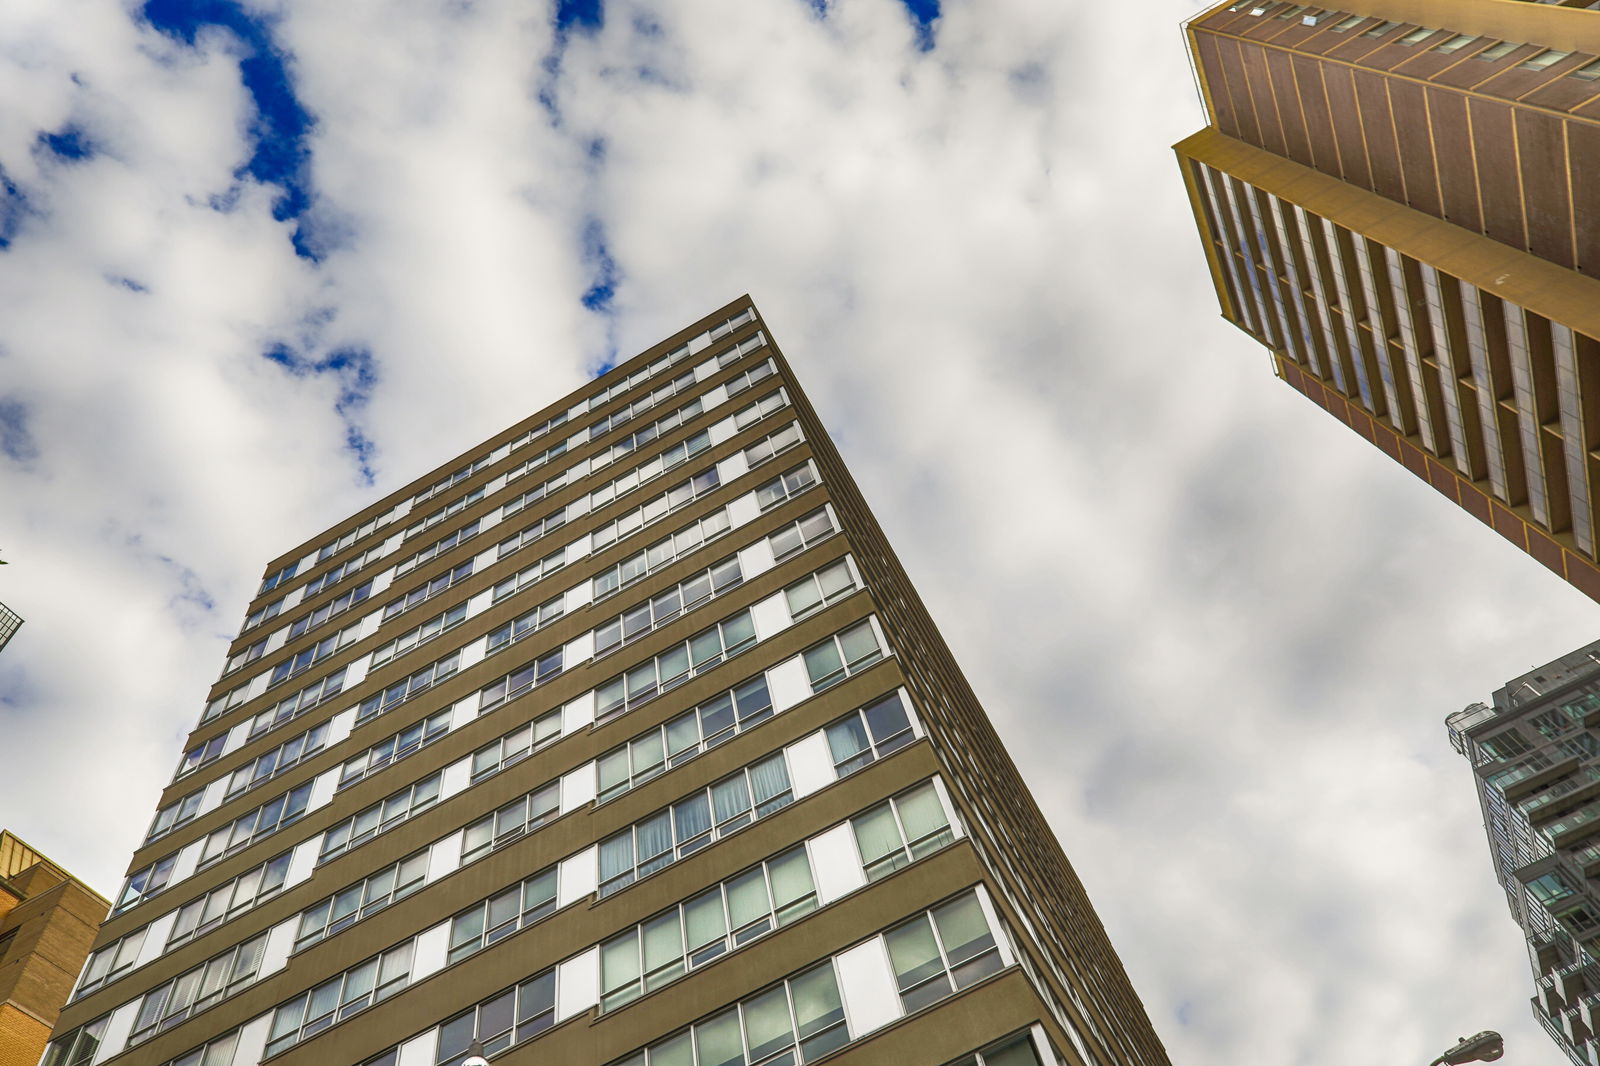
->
[731, 389, 788, 433]
[724, 359, 775, 398]
[199, 783, 313, 867]
[317, 513, 384, 563]
[590, 397, 706, 472]
[592, 509, 732, 600]
[128, 932, 269, 1045]
[1329, 14, 1363, 31]
[1532, 709, 1573, 740]
[446, 867, 557, 964]
[1527, 871, 1577, 905]
[1480, 729, 1533, 759]
[825, 692, 915, 776]
[339, 711, 451, 789]
[470, 709, 563, 782]
[241, 597, 283, 633]
[406, 487, 484, 539]
[202, 682, 247, 724]
[1475, 40, 1521, 61]
[476, 645, 564, 714]
[301, 547, 382, 598]
[597, 677, 774, 803]
[744, 422, 802, 468]
[296, 852, 430, 951]
[501, 475, 568, 521]
[165, 1029, 240, 1066]
[77, 927, 148, 997]
[601, 847, 816, 1010]
[784, 559, 856, 622]
[595, 556, 744, 657]
[595, 608, 758, 720]
[491, 549, 567, 603]
[222, 638, 266, 676]
[370, 603, 469, 667]
[945, 1032, 1046, 1066]
[320, 773, 442, 863]
[485, 594, 565, 656]
[590, 430, 713, 511]
[1570, 58, 1600, 81]
[412, 457, 489, 507]
[265, 941, 416, 1056]
[356, 651, 461, 726]
[755, 463, 818, 511]
[599, 753, 793, 897]
[393, 519, 481, 578]
[615, 961, 845, 1066]
[167, 852, 292, 948]
[247, 666, 348, 740]
[1360, 19, 1401, 37]
[259, 562, 298, 596]
[589, 370, 697, 437]
[853, 782, 956, 882]
[769, 507, 836, 562]
[41, 1018, 108, 1066]
[802, 619, 884, 692]
[384, 560, 475, 620]
[496, 508, 568, 558]
[590, 467, 723, 551]
[286, 579, 372, 641]
[269, 622, 360, 686]
[433, 970, 554, 1065]
[1396, 26, 1434, 45]
[505, 439, 568, 484]
[116, 855, 177, 914]
[1435, 33, 1478, 52]
[509, 410, 568, 453]
[461, 782, 560, 865]
[225, 722, 330, 799]
[148, 790, 205, 842]
[1521, 49, 1573, 70]
[883, 891, 1004, 1012]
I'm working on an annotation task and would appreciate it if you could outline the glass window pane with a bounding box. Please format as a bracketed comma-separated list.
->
[863, 695, 911, 744]
[674, 795, 712, 843]
[711, 777, 752, 827]
[886, 916, 946, 991]
[767, 848, 816, 921]
[650, 1032, 695, 1066]
[602, 934, 642, 994]
[726, 869, 771, 931]
[933, 893, 997, 967]
[742, 986, 796, 1062]
[642, 912, 685, 973]
[695, 1009, 746, 1066]
[804, 643, 843, 687]
[984, 1035, 1043, 1066]
[838, 622, 880, 666]
[684, 888, 728, 952]
[790, 963, 845, 1038]
[897, 784, 951, 848]
[853, 805, 905, 865]
[826, 717, 871, 766]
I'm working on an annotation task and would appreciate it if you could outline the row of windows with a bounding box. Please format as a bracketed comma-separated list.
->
[593, 508, 735, 600]
[196, 784, 311, 869]
[264, 939, 417, 1057]
[319, 772, 442, 864]
[484, 593, 565, 657]
[460, 781, 560, 866]
[590, 429, 713, 512]
[300, 546, 382, 599]
[369, 602, 468, 669]
[589, 370, 697, 439]
[595, 556, 745, 659]
[594, 607, 759, 721]
[167, 852, 292, 950]
[384, 560, 474, 621]
[405, 487, 484, 542]
[411, 455, 489, 509]
[600, 845, 816, 1010]
[295, 851, 429, 952]
[286, 580, 372, 642]
[494, 506, 567, 558]
[445, 867, 558, 966]
[491, 548, 568, 604]
[590, 467, 723, 552]
[355, 651, 460, 727]
[127, 931, 268, 1047]
[392, 519, 480, 579]
[598, 677, 775, 803]
[724, 359, 775, 400]
[268, 622, 360, 688]
[339, 710, 452, 790]
[590, 395, 705, 472]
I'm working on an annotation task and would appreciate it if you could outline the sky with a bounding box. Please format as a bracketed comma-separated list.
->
[0, 0, 1595, 1063]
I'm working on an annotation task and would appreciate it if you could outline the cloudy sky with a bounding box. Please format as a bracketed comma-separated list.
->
[1, 0, 1595, 1063]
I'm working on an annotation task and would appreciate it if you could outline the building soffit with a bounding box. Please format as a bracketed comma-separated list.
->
[1174, 126, 1600, 342]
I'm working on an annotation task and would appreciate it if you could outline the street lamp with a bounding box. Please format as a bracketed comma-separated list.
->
[462, 1040, 490, 1066]
[1428, 1031, 1504, 1066]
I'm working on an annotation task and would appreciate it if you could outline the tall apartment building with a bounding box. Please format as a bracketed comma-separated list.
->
[1448, 641, 1600, 1065]
[42, 299, 1170, 1066]
[0, 832, 106, 1066]
[1176, 0, 1600, 601]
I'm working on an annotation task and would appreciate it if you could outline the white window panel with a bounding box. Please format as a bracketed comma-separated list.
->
[561, 764, 598, 813]
[834, 937, 900, 1037]
[563, 583, 593, 614]
[450, 696, 478, 731]
[767, 656, 812, 713]
[716, 452, 751, 485]
[786, 732, 836, 800]
[397, 1028, 438, 1066]
[429, 831, 464, 883]
[749, 589, 791, 643]
[412, 922, 450, 982]
[727, 492, 761, 530]
[135, 912, 176, 969]
[457, 636, 487, 671]
[286, 839, 320, 890]
[563, 690, 597, 734]
[555, 946, 601, 1022]
[326, 708, 357, 747]
[96, 1002, 139, 1065]
[260, 920, 297, 979]
[558, 848, 598, 908]
[232, 1012, 274, 1066]
[307, 769, 339, 813]
[344, 655, 370, 690]
[564, 630, 595, 665]
[737, 537, 777, 582]
[440, 758, 473, 801]
[808, 824, 867, 906]
[369, 568, 395, 596]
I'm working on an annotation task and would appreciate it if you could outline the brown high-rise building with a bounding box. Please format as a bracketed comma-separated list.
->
[1177, 0, 1600, 600]
[0, 832, 107, 1066]
[43, 299, 1169, 1066]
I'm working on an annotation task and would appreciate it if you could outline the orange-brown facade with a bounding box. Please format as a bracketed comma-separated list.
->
[45, 300, 1169, 1066]
[1178, 0, 1600, 603]
[0, 833, 107, 1066]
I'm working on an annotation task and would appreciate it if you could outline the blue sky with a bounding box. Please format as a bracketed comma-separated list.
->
[0, 2, 1591, 1064]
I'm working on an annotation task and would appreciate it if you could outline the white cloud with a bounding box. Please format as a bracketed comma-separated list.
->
[0, 1, 1586, 1063]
